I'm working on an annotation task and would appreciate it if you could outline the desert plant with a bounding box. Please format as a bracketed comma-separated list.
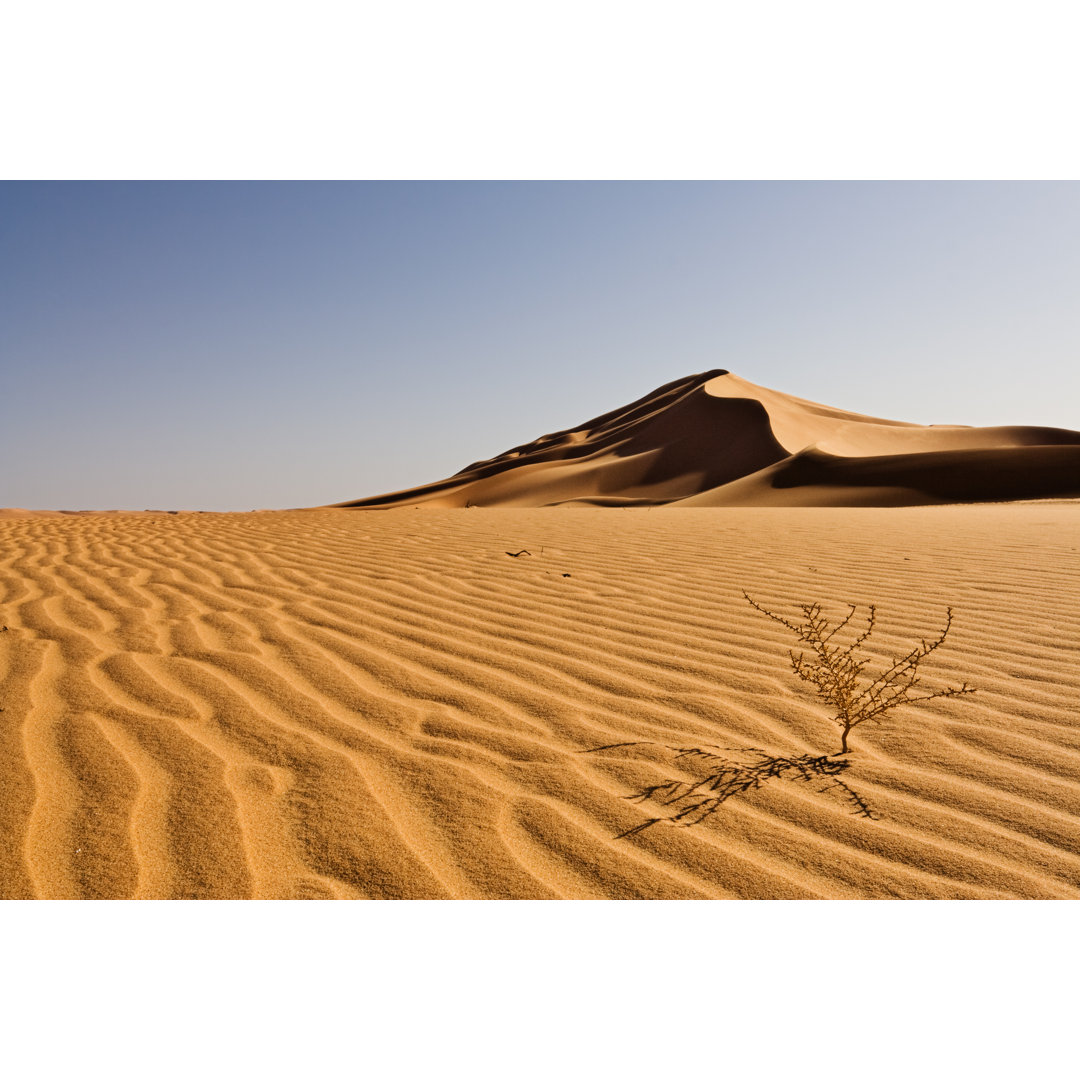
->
[743, 592, 976, 755]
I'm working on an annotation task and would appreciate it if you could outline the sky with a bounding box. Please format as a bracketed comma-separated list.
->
[3, 180, 1079, 511]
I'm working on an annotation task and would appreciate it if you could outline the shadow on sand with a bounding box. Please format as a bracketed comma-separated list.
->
[585, 743, 876, 838]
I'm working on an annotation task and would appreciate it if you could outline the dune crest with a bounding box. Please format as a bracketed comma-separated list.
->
[333, 370, 1080, 508]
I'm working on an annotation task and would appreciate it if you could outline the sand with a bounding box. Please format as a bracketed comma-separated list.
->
[335, 371, 1080, 508]
[2, 503, 1079, 899]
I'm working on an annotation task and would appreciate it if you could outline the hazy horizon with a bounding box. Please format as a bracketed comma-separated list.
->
[3, 181, 1079, 511]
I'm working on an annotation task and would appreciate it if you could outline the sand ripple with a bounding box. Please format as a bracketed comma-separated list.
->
[1, 505, 1078, 898]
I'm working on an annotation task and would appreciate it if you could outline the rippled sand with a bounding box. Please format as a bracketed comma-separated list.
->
[1, 505, 1078, 898]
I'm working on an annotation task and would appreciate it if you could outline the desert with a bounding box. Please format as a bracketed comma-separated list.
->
[3, 371, 1079, 899]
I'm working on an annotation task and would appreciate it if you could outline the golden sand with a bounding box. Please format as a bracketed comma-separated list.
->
[2, 504, 1078, 898]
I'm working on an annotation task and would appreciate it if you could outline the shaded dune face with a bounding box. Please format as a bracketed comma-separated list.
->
[335, 369, 788, 507]
[776, 446, 1080, 502]
[333, 370, 1080, 508]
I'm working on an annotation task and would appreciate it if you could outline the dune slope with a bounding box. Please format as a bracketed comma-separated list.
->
[2, 505, 1079, 899]
[334, 370, 1080, 508]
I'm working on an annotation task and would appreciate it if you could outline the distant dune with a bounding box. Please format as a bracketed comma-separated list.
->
[333, 370, 1080, 508]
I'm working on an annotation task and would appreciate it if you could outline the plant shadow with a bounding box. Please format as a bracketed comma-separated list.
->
[585, 743, 876, 837]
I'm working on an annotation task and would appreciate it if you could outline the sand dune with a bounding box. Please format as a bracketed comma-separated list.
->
[2, 504, 1079, 899]
[333, 370, 1080, 508]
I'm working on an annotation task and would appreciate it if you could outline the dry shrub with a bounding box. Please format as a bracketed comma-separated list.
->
[743, 592, 976, 755]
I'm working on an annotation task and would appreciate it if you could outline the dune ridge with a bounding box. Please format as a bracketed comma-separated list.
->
[2, 505, 1079, 899]
[333, 370, 1080, 508]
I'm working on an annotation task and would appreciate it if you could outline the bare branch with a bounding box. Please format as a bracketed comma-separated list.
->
[744, 594, 975, 755]
[820, 603, 858, 644]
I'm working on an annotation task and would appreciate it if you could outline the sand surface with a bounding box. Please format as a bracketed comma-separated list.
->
[2, 504, 1078, 899]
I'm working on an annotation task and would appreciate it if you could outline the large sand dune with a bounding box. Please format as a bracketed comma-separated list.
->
[2, 505, 1079, 899]
[334, 371, 1080, 508]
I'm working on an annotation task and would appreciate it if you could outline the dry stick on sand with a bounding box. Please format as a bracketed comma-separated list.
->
[743, 592, 976, 755]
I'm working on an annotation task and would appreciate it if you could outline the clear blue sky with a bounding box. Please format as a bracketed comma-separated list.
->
[3, 181, 1078, 510]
